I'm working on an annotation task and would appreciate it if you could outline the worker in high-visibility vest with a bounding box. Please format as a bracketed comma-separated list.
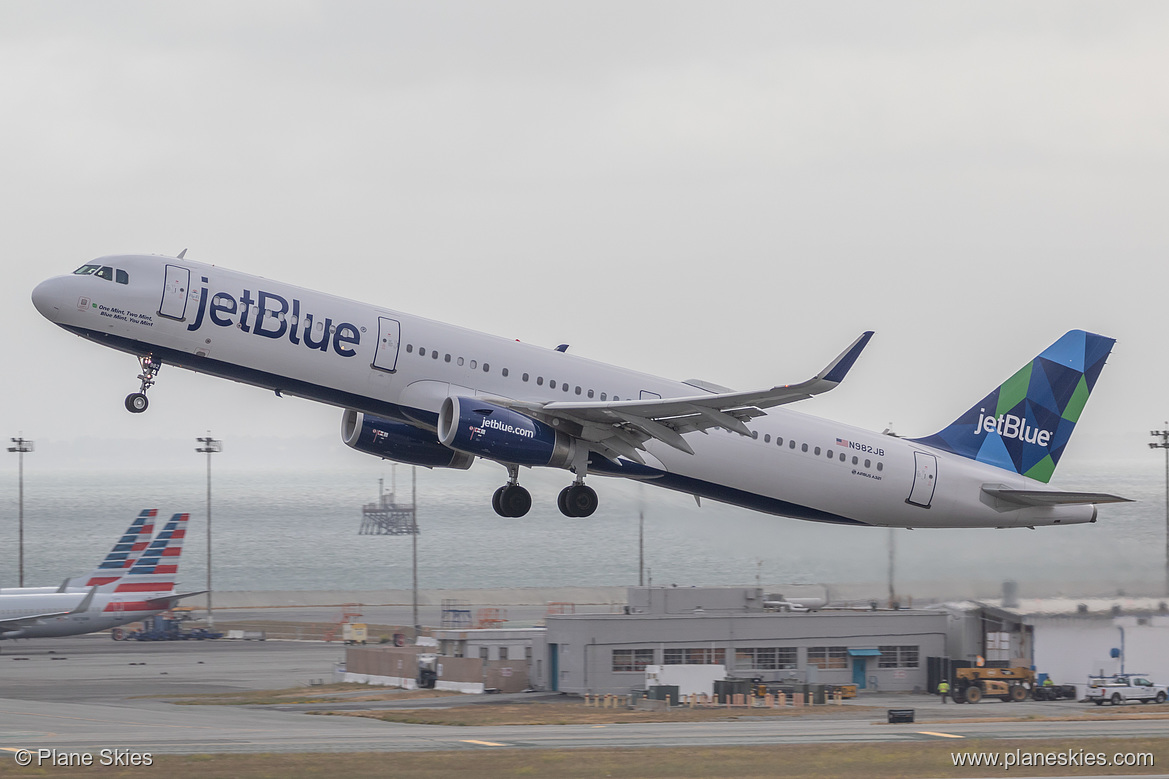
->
[1043, 677, 1054, 687]
[938, 679, 950, 704]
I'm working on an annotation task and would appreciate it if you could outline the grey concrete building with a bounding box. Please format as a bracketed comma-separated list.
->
[539, 587, 947, 695]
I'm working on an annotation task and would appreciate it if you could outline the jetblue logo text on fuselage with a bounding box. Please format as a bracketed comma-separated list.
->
[974, 408, 1052, 447]
[481, 416, 535, 438]
[186, 279, 360, 357]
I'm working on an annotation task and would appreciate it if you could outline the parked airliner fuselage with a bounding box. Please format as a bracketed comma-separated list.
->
[0, 590, 180, 639]
[32, 255, 1119, 529]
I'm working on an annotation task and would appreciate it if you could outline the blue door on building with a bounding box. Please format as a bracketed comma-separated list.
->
[848, 648, 881, 689]
[852, 657, 867, 688]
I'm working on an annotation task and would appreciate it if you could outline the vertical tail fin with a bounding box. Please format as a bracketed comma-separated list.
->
[910, 330, 1115, 483]
[74, 509, 157, 590]
[117, 513, 188, 593]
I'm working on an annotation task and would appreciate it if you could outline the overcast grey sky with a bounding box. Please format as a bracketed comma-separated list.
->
[2, 1, 1167, 474]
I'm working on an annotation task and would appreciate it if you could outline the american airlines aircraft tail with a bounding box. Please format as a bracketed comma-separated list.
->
[1, 509, 157, 595]
[72, 508, 158, 590]
[0, 513, 197, 640]
[31, 254, 1129, 529]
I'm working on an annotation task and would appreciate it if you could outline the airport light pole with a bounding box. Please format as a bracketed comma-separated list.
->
[1149, 426, 1169, 596]
[7, 437, 33, 587]
[638, 511, 645, 587]
[412, 466, 419, 637]
[196, 434, 222, 627]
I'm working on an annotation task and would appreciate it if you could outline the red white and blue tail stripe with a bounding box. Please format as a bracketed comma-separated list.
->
[73, 509, 157, 590]
[116, 513, 188, 594]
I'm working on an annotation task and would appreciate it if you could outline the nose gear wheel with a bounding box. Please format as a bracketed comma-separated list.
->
[125, 355, 162, 414]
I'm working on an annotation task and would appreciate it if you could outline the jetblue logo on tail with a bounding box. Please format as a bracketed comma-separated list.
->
[911, 330, 1115, 484]
[974, 410, 1052, 447]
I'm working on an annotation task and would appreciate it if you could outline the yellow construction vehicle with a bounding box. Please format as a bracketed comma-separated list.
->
[952, 667, 1034, 703]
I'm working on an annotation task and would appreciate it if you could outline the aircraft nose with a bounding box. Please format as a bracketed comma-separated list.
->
[31, 277, 64, 320]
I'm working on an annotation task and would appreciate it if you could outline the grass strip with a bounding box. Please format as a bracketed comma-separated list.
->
[6, 737, 1166, 778]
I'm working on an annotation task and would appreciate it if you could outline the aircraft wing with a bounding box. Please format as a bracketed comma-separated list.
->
[143, 590, 207, 608]
[982, 486, 1132, 508]
[0, 587, 97, 634]
[493, 332, 873, 463]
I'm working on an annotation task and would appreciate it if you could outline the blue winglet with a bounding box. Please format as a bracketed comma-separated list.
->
[822, 331, 874, 384]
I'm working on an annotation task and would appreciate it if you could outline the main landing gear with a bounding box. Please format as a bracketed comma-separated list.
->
[492, 465, 532, 518]
[125, 355, 161, 414]
[558, 448, 598, 517]
[558, 483, 598, 518]
[490, 465, 600, 518]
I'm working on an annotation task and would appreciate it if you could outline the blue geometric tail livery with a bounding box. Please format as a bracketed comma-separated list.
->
[910, 330, 1115, 483]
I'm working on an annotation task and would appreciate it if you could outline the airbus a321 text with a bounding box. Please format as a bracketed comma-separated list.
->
[32, 254, 1128, 528]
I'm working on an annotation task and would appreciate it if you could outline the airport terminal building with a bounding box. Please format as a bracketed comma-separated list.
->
[534, 587, 947, 695]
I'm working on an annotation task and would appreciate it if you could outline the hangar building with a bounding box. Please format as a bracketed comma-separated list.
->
[534, 586, 947, 695]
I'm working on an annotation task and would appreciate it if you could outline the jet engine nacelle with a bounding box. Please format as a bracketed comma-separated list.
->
[437, 396, 576, 468]
[341, 410, 474, 470]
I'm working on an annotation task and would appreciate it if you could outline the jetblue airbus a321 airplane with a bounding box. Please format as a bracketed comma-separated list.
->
[32, 254, 1128, 527]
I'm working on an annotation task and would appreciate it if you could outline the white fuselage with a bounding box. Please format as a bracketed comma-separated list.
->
[0, 590, 174, 639]
[32, 255, 1096, 529]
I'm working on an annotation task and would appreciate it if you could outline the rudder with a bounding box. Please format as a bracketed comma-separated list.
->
[910, 330, 1114, 483]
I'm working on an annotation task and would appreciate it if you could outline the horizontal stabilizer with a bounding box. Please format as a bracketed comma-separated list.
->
[981, 485, 1131, 508]
[145, 589, 207, 607]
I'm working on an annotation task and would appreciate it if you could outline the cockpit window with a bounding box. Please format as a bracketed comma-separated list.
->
[73, 263, 127, 282]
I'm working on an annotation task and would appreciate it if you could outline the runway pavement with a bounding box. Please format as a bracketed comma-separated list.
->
[1, 634, 1167, 756]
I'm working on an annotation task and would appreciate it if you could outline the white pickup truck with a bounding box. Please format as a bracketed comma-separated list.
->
[1085, 674, 1168, 705]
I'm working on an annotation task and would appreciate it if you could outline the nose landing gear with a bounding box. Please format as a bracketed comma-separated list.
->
[125, 355, 161, 413]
